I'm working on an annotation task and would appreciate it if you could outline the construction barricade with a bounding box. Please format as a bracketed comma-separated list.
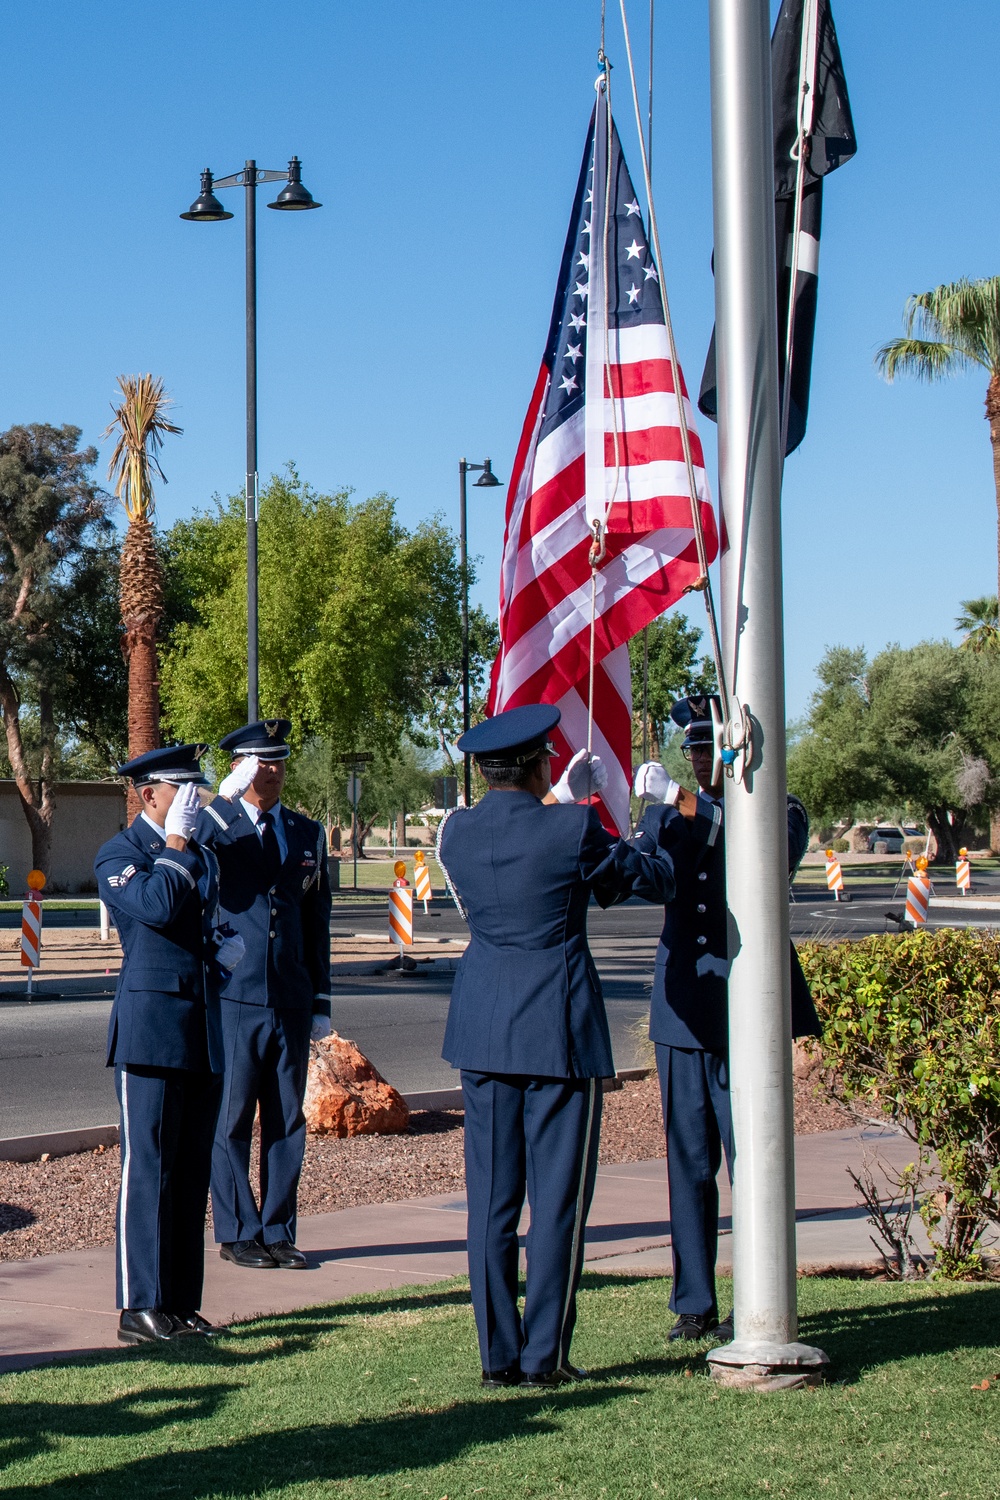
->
[956, 848, 971, 895]
[824, 849, 849, 902]
[20, 869, 46, 1000]
[413, 851, 431, 912]
[905, 856, 932, 926]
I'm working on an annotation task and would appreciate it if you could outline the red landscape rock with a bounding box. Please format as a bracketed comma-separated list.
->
[304, 1031, 411, 1137]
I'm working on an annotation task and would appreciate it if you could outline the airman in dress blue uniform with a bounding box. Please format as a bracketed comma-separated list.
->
[95, 743, 241, 1345]
[439, 705, 676, 1388]
[633, 694, 819, 1341]
[196, 719, 332, 1271]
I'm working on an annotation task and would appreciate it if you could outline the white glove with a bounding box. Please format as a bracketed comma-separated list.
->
[219, 755, 260, 801]
[164, 782, 202, 841]
[633, 762, 681, 806]
[310, 1016, 332, 1041]
[215, 933, 246, 971]
[550, 748, 609, 804]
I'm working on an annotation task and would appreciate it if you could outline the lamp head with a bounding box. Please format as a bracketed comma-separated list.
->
[474, 458, 503, 488]
[180, 169, 234, 222]
[268, 157, 321, 211]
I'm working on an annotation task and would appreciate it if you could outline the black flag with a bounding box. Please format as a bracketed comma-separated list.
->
[698, 0, 856, 455]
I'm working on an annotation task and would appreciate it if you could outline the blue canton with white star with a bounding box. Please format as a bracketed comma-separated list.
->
[539, 108, 664, 444]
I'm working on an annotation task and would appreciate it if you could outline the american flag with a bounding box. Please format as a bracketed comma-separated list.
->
[488, 89, 718, 832]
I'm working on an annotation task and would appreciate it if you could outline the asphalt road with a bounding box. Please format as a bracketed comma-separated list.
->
[0, 901, 661, 1140]
[2, 872, 998, 1141]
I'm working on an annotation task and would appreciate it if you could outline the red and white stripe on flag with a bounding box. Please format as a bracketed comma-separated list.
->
[487, 93, 718, 834]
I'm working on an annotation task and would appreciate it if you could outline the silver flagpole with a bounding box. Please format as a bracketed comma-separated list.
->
[704, 0, 828, 1389]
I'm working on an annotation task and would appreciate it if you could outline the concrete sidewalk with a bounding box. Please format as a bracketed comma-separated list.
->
[0, 1125, 949, 1375]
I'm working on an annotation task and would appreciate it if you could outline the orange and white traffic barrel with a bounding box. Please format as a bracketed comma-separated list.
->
[413, 851, 431, 912]
[824, 849, 847, 901]
[905, 856, 932, 926]
[389, 861, 413, 950]
[20, 869, 45, 999]
[956, 848, 971, 895]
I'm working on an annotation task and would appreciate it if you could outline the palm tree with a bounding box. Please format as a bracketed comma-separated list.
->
[104, 375, 182, 806]
[876, 277, 1000, 602]
[955, 595, 1000, 652]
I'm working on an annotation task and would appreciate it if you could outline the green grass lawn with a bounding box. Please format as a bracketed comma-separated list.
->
[1, 1273, 999, 1498]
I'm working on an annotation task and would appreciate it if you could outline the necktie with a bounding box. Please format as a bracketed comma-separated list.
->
[258, 812, 282, 885]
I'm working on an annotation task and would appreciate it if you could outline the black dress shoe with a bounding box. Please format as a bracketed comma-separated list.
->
[267, 1240, 307, 1269]
[118, 1309, 179, 1345]
[713, 1312, 734, 1342]
[171, 1312, 229, 1337]
[668, 1312, 719, 1341]
[521, 1364, 588, 1386]
[481, 1365, 521, 1389]
[220, 1240, 276, 1268]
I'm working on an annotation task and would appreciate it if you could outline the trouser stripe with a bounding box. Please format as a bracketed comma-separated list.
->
[119, 1069, 132, 1308]
[557, 1077, 597, 1365]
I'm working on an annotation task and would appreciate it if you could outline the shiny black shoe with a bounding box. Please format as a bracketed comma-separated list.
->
[267, 1240, 307, 1269]
[220, 1240, 276, 1269]
[668, 1313, 719, 1341]
[117, 1308, 180, 1345]
[481, 1365, 521, 1389]
[521, 1364, 588, 1386]
[712, 1312, 734, 1343]
[171, 1312, 229, 1337]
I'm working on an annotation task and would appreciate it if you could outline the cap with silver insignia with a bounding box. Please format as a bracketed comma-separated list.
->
[456, 704, 561, 768]
[219, 718, 292, 761]
[117, 743, 211, 787]
[670, 695, 722, 750]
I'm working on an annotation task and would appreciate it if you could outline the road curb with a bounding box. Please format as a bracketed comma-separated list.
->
[0, 1069, 654, 1162]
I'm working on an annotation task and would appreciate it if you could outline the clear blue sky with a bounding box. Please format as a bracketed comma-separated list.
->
[2, 1, 996, 717]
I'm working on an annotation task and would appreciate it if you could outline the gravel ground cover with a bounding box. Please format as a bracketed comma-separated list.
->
[0, 1075, 852, 1262]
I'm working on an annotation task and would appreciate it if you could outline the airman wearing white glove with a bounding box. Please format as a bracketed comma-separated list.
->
[632, 761, 682, 807]
[549, 748, 609, 804]
[163, 782, 203, 843]
[218, 754, 260, 802]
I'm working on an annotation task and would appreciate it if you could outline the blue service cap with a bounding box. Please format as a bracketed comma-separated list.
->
[457, 704, 561, 764]
[117, 743, 211, 786]
[670, 694, 721, 749]
[219, 718, 292, 761]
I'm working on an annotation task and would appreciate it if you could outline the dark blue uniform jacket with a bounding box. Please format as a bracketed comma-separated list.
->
[95, 821, 224, 1073]
[636, 792, 819, 1054]
[440, 790, 675, 1078]
[196, 798, 332, 1014]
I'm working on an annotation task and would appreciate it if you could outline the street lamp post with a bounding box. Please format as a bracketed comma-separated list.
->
[181, 157, 321, 721]
[458, 457, 503, 806]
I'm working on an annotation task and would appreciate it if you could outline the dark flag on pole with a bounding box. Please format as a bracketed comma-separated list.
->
[698, 0, 856, 455]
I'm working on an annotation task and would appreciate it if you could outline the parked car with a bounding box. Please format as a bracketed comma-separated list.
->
[867, 824, 924, 854]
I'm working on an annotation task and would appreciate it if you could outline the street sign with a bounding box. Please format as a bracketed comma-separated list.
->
[433, 775, 458, 811]
[337, 751, 374, 765]
[346, 774, 362, 804]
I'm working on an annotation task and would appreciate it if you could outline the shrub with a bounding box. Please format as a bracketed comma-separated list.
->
[0, 864, 7, 898]
[799, 929, 1000, 1277]
[829, 838, 850, 854]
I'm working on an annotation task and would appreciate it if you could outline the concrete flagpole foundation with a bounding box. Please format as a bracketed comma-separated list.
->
[704, 0, 828, 1389]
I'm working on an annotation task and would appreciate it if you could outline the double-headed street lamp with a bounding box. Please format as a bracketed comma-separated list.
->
[458, 457, 503, 806]
[181, 157, 321, 721]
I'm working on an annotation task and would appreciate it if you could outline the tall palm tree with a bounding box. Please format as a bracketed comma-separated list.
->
[876, 277, 1000, 602]
[955, 595, 1000, 652]
[104, 375, 182, 803]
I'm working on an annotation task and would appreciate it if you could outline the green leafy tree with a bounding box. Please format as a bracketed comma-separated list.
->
[788, 639, 1000, 861]
[285, 737, 434, 858]
[160, 470, 465, 755]
[629, 611, 716, 758]
[421, 606, 500, 772]
[877, 277, 1000, 601]
[956, 595, 1000, 652]
[0, 424, 114, 874]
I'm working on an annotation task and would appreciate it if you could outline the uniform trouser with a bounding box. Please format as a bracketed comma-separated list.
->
[115, 1063, 222, 1312]
[655, 1044, 734, 1318]
[211, 1001, 313, 1245]
[461, 1071, 602, 1376]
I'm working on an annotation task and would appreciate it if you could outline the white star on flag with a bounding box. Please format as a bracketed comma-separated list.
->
[558, 373, 578, 394]
[643, 265, 659, 281]
[626, 240, 643, 260]
[565, 343, 583, 363]
[569, 312, 586, 331]
[573, 280, 589, 299]
[626, 283, 640, 304]
[625, 198, 640, 215]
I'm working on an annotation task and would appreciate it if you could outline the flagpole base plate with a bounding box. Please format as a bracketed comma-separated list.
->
[706, 1339, 829, 1391]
